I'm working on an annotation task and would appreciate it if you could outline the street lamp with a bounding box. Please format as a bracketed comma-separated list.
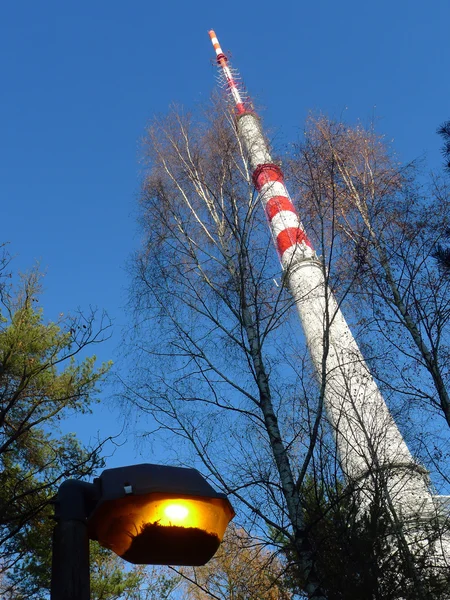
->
[51, 463, 234, 600]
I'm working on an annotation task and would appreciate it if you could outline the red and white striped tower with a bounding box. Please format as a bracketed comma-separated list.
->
[208, 30, 450, 548]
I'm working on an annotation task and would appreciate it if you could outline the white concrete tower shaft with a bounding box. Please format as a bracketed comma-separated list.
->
[207, 30, 440, 524]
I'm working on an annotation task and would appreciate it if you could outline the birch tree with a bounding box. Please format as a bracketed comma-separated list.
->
[125, 102, 333, 597]
[290, 117, 450, 438]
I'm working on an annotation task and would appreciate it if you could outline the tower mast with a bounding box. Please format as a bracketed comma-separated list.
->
[207, 30, 441, 525]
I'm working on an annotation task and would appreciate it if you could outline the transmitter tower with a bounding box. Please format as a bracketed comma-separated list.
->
[208, 30, 449, 549]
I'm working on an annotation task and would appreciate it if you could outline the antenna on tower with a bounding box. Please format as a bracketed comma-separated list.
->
[208, 30, 251, 115]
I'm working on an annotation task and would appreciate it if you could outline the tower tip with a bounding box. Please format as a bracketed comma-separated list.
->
[208, 30, 224, 60]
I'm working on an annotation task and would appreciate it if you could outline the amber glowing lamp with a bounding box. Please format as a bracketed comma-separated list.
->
[87, 464, 234, 566]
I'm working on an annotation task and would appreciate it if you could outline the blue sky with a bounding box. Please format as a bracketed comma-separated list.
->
[1, 1, 449, 469]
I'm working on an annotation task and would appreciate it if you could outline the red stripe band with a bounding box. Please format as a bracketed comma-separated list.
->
[276, 228, 311, 255]
[252, 164, 283, 191]
[265, 196, 297, 221]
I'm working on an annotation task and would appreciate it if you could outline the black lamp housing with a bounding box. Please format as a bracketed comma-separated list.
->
[86, 463, 234, 565]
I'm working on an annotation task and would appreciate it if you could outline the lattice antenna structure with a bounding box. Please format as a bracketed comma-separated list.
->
[208, 31, 253, 114]
[208, 29, 450, 567]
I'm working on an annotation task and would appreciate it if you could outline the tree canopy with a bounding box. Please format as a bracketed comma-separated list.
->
[0, 256, 112, 598]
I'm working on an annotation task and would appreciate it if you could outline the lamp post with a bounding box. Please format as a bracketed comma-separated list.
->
[51, 463, 234, 600]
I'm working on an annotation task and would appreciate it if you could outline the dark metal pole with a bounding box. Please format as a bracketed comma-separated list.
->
[51, 480, 99, 600]
[51, 519, 90, 600]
